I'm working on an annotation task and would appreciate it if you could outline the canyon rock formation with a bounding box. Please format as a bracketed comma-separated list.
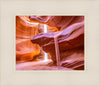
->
[16, 16, 58, 61]
[30, 16, 84, 70]
[16, 16, 40, 61]
[16, 16, 84, 70]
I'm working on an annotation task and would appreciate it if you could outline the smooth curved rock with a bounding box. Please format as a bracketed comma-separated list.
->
[31, 22, 84, 65]
[29, 16, 84, 30]
[16, 16, 40, 61]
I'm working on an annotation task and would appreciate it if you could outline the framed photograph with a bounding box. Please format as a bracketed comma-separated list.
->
[16, 15, 84, 70]
[0, 0, 100, 86]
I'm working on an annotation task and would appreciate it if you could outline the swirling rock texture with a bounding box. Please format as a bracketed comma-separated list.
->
[16, 16, 58, 61]
[16, 16, 40, 61]
[16, 16, 84, 70]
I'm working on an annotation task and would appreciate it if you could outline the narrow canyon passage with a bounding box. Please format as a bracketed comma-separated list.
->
[16, 16, 84, 70]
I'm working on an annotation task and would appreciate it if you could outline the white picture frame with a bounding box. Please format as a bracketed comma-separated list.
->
[0, 0, 100, 86]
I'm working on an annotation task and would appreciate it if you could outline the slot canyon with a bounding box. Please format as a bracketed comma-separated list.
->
[16, 16, 84, 70]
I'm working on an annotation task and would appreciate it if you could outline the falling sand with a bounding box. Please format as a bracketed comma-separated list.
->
[44, 24, 61, 70]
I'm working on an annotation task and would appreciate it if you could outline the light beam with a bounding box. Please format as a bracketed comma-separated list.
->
[44, 24, 49, 61]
